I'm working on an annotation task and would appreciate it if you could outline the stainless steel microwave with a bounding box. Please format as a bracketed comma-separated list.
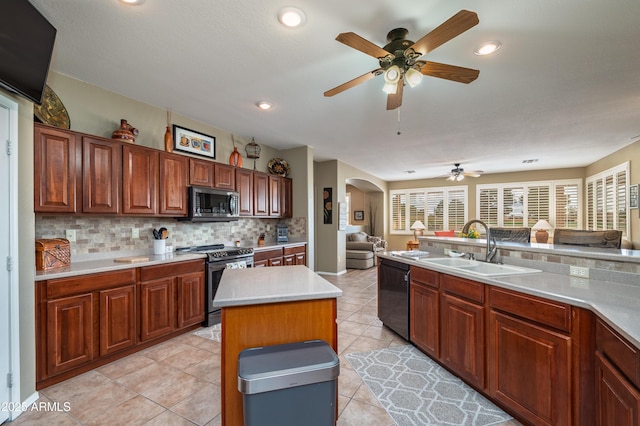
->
[183, 186, 239, 222]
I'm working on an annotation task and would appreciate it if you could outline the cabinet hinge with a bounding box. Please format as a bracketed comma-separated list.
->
[7, 372, 12, 388]
[6, 256, 12, 272]
[5, 139, 11, 156]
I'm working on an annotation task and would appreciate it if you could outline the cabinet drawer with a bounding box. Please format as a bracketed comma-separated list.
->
[254, 248, 283, 262]
[410, 266, 439, 289]
[489, 287, 571, 332]
[283, 245, 305, 256]
[140, 259, 204, 282]
[47, 269, 136, 299]
[441, 274, 483, 303]
[597, 318, 640, 388]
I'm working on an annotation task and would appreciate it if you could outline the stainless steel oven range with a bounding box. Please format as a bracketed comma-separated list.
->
[176, 244, 254, 326]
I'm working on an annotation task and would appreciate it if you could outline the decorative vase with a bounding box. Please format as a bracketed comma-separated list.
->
[164, 126, 173, 152]
[112, 119, 137, 143]
[229, 147, 243, 167]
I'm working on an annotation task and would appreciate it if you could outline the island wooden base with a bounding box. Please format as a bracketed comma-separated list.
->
[220, 298, 338, 426]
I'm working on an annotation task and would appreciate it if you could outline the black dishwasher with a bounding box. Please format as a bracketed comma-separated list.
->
[378, 257, 410, 340]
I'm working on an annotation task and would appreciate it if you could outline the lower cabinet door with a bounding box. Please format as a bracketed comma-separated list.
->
[140, 278, 176, 341]
[99, 285, 136, 356]
[410, 282, 439, 358]
[47, 294, 94, 376]
[595, 352, 640, 426]
[177, 272, 205, 328]
[488, 310, 571, 426]
[441, 293, 485, 388]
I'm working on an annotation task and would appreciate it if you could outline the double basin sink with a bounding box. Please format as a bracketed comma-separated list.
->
[391, 251, 541, 277]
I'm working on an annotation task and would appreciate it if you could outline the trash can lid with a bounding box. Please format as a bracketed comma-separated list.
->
[238, 340, 340, 394]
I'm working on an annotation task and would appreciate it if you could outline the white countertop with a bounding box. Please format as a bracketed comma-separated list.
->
[213, 265, 342, 308]
[379, 252, 640, 350]
[34, 252, 206, 281]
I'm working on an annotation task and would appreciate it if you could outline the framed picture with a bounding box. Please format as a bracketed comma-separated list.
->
[630, 184, 639, 209]
[354, 210, 364, 221]
[173, 124, 215, 159]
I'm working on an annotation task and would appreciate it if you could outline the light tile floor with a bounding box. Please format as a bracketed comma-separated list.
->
[9, 267, 520, 425]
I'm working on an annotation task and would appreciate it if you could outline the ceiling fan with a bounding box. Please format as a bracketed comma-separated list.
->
[447, 163, 483, 181]
[324, 10, 480, 110]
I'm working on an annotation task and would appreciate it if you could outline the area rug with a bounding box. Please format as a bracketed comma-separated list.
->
[193, 323, 221, 342]
[346, 345, 514, 426]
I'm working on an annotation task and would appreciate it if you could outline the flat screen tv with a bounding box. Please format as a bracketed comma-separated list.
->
[0, 0, 57, 105]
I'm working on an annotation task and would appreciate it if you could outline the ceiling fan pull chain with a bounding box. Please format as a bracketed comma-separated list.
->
[397, 107, 402, 135]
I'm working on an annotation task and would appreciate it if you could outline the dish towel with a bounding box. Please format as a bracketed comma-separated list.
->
[225, 260, 247, 269]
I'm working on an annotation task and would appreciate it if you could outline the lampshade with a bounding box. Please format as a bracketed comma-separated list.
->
[405, 67, 423, 88]
[532, 220, 553, 230]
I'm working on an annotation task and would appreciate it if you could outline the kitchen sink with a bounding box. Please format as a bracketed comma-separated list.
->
[419, 257, 541, 277]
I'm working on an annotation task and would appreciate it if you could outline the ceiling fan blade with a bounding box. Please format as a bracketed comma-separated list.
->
[386, 79, 404, 110]
[409, 10, 479, 56]
[336, 32, 391, 59]
[420, 61, 479, 84]
[324, 68, 382, 97]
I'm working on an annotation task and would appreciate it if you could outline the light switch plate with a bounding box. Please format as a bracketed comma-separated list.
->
[65, 229, 76, 242]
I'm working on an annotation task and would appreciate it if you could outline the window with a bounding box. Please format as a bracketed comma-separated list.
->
[390, 186, 467, 234]
[586, 162, 628, 235]
[477, 179, 582, 228]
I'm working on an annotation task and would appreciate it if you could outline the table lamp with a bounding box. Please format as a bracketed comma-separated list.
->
[410, 220, 426, 241]
[532, 219, 553, 243]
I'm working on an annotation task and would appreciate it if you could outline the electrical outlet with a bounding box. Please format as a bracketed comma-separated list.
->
[569, 265, 589, 279]
[65, 229, 76, 242]
[131, 228, 139, 239]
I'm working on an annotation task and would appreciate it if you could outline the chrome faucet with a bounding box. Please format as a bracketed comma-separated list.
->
[461, 220, 498, 263]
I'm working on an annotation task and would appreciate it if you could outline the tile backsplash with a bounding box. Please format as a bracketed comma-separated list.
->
[36, 215, 306, 257]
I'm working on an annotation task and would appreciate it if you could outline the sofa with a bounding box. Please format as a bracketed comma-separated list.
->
[346, 232, 388, 269]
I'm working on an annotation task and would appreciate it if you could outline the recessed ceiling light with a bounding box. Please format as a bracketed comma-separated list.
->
[256, 101, 273, 110]
[119, 0, 145, 5]
[474, 40, 502, 56]
[278, 7, 306, 28]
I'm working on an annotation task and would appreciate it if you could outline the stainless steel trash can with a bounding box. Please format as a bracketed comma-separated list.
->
[238, 339, 340, 426]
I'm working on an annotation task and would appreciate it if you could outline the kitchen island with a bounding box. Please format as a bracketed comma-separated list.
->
[213, 265, 342, 426]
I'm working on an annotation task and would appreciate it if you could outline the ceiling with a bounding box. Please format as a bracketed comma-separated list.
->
[30, 0, 640, 182]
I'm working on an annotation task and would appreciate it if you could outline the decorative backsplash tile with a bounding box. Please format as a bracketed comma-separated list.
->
[36, 215, 306, 256]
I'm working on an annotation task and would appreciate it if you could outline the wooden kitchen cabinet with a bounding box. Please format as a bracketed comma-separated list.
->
[189, 158, 214, 187]
[34, 123, 81, 213]
[99, 285, 136, 356]
[214, 163, 235, 190]
[440, 274, 485, 389]
[177, 271, 205, 328]
[409, 267, 440, 359]
[269, 175, 281, 217]
[596, 318, 640, 425]
[159, 151, 188, 216]
[253, 171, 269, 216]
[235, 168, 254, 216]
[122, 144, 158, 215]
[488, 287, 572, 426]
[83, 136, 120, 214]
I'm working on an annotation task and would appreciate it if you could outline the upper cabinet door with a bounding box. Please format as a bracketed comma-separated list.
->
[214, 163, 235, 190]
[189, 158, 214, 188]
[122, 144, 158, 215]
[82, 137, 120, 214]
[159, 152, 188, 216]
[34, 124, 80, 213]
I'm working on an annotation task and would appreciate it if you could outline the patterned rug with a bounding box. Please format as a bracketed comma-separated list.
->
[346, 345, 514, 426]
[193, 323, 221, 342]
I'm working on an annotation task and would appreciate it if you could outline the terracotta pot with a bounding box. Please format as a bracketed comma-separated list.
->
[112, 119, 136, 143]
[229, 147, 243, 167]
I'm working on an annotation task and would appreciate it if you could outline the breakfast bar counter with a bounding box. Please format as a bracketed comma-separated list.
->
[213, 265, 342, 426]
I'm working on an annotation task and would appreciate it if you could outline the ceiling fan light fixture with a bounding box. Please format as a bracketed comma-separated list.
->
[278, 7, 306, 28]
[405, 67, 423, 88]
[474, 40, 502, 56]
